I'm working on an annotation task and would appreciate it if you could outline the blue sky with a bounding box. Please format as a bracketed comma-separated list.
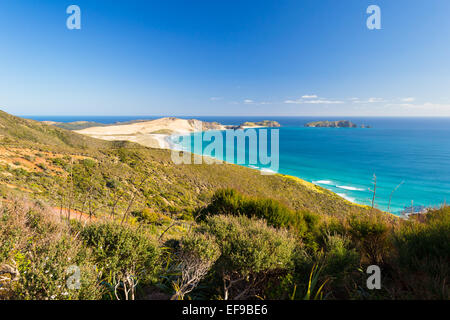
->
[1, 0, 450, 116]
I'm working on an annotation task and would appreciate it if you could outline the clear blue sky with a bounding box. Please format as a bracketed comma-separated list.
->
[1, 0, 449, 116]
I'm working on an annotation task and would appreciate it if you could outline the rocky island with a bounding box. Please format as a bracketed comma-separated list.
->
[305, 120, 357, 128]
[240, 120, 281, 128]
[305, 120, 371, 128]
[228, 120, 281, 129]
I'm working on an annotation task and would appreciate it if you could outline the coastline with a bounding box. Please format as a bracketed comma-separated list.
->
[163, 132, 376, 212]
[74, 117, 278, 150]
[70, 117, 387, 213]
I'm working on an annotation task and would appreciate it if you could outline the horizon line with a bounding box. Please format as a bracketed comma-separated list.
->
[17, 114, 450, 118]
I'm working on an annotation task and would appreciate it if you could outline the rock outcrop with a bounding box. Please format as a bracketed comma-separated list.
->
[305, 120, 357, 128]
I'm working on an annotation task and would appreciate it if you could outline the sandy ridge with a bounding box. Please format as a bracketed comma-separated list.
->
[75, 117, 275, 149]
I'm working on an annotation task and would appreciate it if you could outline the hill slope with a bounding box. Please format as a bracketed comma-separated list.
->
[0, 110, 111, 150]
[0, 110, 377, 218]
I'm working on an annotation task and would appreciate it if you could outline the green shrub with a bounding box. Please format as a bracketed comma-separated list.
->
[51, 158, 66, 167]
[322, 233, 359, 278]
[199, 214, 296, 299]
[0, 202, 102, 300]
[13, 236, 102, 300]
[13, 168, 29, 177]
[105, 178, 118, 189]
[171, 233, 221, 300]
[81, 222, 161, 299]
[386, 207, 450, 299]
[394, 207, 449, 273]
[82, 158, 96, 168]
[198, 189, 310, 236]
[272, 246, 314, 300]
[320, 216, 348, 238]
[132, 208, 160, 224]
[348, 213, 391, 265]
[36, 163, 47, 171]
[23, 155, 34, 162]
[180, 233, 220, 264]
[286, 233, 359, 300]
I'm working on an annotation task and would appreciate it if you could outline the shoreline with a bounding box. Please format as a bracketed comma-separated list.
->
[74, 117, 278, 150]
[163, 131, 380, 213]
[70, 117, 393, 214]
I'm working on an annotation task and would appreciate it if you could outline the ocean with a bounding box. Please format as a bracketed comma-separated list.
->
[26, 115, 450, 215]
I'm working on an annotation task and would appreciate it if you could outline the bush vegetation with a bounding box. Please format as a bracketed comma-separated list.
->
[0, 201, 102, 300]
[197, 214, 296, 300]
[196, 188, 320, 238]
[80, 223, 161, 300]
[1, 190, 448, 300]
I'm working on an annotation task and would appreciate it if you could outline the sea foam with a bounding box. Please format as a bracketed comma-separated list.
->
[337, 193, 356, 203]
[336, 185, 365, 191]
[313, 180, 334, 185]
[260, 168, 277, 174]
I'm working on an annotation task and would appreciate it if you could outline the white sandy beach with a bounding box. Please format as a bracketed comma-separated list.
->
[75, 117, 227, 149]
[75, 117, 273, 149]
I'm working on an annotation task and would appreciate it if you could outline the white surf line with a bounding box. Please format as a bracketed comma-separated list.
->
[313, 180, 334, 185]
[337, 193, 356, 203]
[336, 185, 366, 191]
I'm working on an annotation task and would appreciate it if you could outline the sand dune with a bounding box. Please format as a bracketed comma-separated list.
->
[75, 117, 226, 149]
[75, 117, 280, 149]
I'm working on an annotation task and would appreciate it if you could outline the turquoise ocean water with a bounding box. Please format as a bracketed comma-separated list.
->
[27, 116, 450, 214]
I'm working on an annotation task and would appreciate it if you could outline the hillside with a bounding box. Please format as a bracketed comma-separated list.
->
[0, 110, 111, 151]
[0, 110, 375, 218]
[42, 120, 109, 131]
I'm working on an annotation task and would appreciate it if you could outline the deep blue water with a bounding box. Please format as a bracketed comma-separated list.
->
[25, 115, 450, 214]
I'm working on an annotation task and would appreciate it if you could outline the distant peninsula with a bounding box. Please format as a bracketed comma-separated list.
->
[229, 120, 281, 129]
[42, 121, 108, 131]
[305, 120, 371, 128]
[45, 119, 281, 132]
